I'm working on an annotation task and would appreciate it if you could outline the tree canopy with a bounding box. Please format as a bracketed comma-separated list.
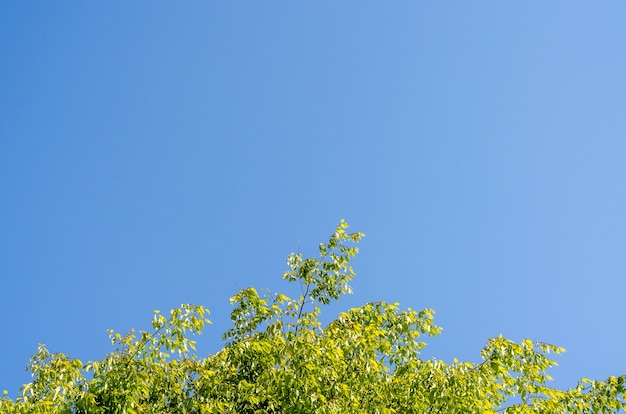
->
[2, 221, 625, 413]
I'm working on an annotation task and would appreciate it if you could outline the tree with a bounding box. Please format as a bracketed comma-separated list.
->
[1, 220, 625, 413]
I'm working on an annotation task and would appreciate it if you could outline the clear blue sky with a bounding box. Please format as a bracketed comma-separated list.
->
[1, 1, 625, 397]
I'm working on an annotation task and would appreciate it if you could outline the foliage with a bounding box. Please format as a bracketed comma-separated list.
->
[1, 220, 624, 413]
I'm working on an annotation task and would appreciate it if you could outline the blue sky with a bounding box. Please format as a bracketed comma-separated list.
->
[1, 1, 625, 397]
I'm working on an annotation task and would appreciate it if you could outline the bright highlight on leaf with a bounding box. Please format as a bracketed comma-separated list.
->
[1, 221, 624, 413]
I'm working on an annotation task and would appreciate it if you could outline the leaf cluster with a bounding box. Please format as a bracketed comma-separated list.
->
[2, 221, 624, 413]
